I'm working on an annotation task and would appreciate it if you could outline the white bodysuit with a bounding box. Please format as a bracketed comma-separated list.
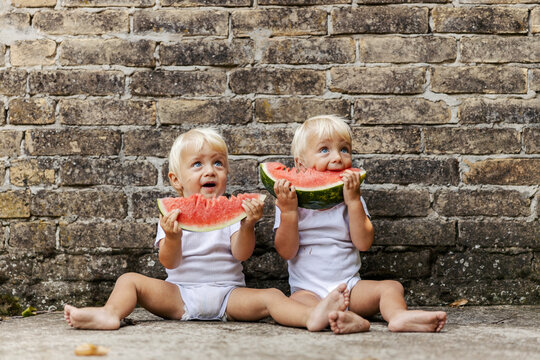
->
[274, 199, 370, 299]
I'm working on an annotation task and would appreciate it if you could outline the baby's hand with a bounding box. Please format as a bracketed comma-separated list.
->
[274, 179, 298, 213]
[241, 198, 264, 227]
[341, 169, 362, 205]
[160, 209, 182, 240]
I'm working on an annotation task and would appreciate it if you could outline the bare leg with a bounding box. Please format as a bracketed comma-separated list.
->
[64, 273, 184, 330]
[328, 311, 370, 334]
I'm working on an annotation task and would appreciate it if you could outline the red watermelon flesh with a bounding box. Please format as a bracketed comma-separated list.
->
[157, 193, 266, 232]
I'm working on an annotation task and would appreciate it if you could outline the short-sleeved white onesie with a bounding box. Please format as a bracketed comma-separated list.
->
[274, 198, 370, 299]
[155, 222, 243, 320]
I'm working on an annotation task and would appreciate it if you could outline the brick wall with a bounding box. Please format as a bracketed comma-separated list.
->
[0, 0, 538, 308]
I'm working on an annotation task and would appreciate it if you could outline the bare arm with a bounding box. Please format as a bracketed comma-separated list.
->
[157, 209, 184, 269]
[342, 170, 374, 251]
[273, 179, 300, 260]
[230, 198, 264, 261]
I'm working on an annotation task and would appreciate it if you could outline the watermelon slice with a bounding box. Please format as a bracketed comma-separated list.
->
[157, 193, 266, 232]
[260, 162, 366, 210]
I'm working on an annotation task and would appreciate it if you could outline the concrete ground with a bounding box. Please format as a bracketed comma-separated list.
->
[0, 306, 539, 360]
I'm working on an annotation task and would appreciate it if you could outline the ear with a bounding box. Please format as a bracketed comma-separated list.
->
[168, 172, 184, 196]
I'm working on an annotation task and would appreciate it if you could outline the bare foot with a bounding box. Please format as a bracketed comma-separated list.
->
[64, 305, 121, 330]
[388, 310, 447, 332]
[329, 311, 370, 334]
[306, 284, 348, 331]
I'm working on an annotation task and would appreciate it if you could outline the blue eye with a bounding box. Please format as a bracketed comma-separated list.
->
[341, 147, 350, 154]
[192, 161, 202, 168]
[319, 147, 329, 153]
[214, 160, 223, 167]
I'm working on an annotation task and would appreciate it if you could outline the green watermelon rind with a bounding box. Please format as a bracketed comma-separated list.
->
[157, 194, 266, 232]
[260, 163, 366, 210]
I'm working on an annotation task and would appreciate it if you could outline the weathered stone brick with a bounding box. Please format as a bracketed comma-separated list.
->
[459, 220, 540, 248]
[59, 99, 155, 126]
[158, 99, 252, 125]
[10, 159, 55, 186]
[60, 158, 157, 186]
[9, 98, 55, 125]
[11, 0, 56, 6]
[160, 39, 253, 66]
[131, 70, 226, 96]
[29, 70, 124, 96]
[533, 8, 540, 33]
[462, 0, 539, 3]
[464, 158, 540, 186]
[362, 189, 430, 217]
[330, 67, 425, 94]
[331, 7, 429, 34]
[261, 38, 355, 64]
[232, 8, 327, 37]
[425, 128, 521, 155]
[0, 102, 4, 125]
[260, 0, 348, 4]
[124, 129, 182, 157]
[431, 66, 527, 94]
[361, 250, 432, 279]
[229, 158, 259, 188]
[255, 98, 349, 123]
[0, 191, 30, 218]
[222, 127, 295, 155]
[60, 222, 155, 249]
[36, 254, 131, 281]
[434, 189, 530, 217]
[0, 161, 5, 182]
[0, 45, 4, 66]
[354, 98, 450, 125]
[134, 10, 227, 35]
[31, 190, 128, 219]
[531, 69, 540, 92]
[254, 217, 276, 252]
[60, 39, 155, 67]
[132, 190, 177, 219]
[359, 0, 449, 3]
[351, 127, 422, 154]
[10, 221, 55, 252]
[435, 252, 532, 280]
[136, 254, 167, 280]
[361, 36, 456, 63]
[243, 251, 288, 280]
[432, 7, 528, 34]
[461, 36, 540, 63]
[524, 128, 540, 154]
[162, 0, 249, 5]
[11, 39, 56, 66]
[26, 129, 121, 156]
[0, 13, 30, 30]
[361, 158, 459, 185]
[373, 219, 456, 246]
[230, 68, 325, 95]
[0, 69, 27, 96]
[0, 131, 23, 157]
[459, 98, 540, 124]
[33, 10, 128, 35]
[64, 0, 154, 6]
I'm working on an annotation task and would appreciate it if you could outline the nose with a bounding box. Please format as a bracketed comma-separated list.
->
[330, 150, 342, 163]
[203, 164, 216, 176]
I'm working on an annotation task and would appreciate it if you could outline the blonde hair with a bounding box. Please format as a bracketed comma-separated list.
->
[168, 128, 229, 180]
[291, 115, 352, 160]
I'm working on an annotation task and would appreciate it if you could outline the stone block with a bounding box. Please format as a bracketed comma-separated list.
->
[160, 39, 254, 66]
[255, 98, 349, 123]
[534, 8, 540, 33]
[0, 161, 5, 183]
[354, 98, 450, 125]
[26, 129, 121, 156]
[60, 222, 155, 249]
[31, 190, 128, 219]
[158, 99, 252, 125]
[0, 45, 4, 66]
[9, 98, 55, 125]
[254, 217, 275, 252]
[432, 7, 528, 34]
[524, 128, 540, 153]
[36, 254, 131, 281]
[10, 39, 56, 66]
[60, 39, 156, 67]
[11, 0, 56, 6]
[434, 189, 530, 217]
[133, 10, 228, 35]
[60, 158, 158, 186]
[222, 127, 295, 155]
[243, 251, 288, 280]
[431, 66, 527, 94]
[0, 13, 30, 31]
[459, 98, 540, 124]
[29, 70, 125, 96]
[33, 10, 129, 35]
[261, 38, 355, 64]
[0, 131, 23, 157]
[131, 70, 226, 96]
[229, 158, 259, 187]
[132, 190, 177, 219]
[358, 0, 449, 2]
[10, 221, 56, 252]
[459, 220, 540, 248]
[461, 36, 540, 63]
[124, 129, 182, 157]
[64, 0, 154, 6]
[361, 36, 456, 63]
[361, 250, 432, 279]
[351, 127, 422, 154]
[10, 159, 55, 186]
[259, 0, 348, 4]
[0, 69, 27, 96]
[162, 0, 249, 5]
[362, 189, 430, 217]
[230, 68, 325, 95]
[0, 191, 30, 219]
[330, 67, 425, 94]
[361, 157, 459, 185]
[232, 8, 327, 37]
[425, 128, 521, 155]
[136, 254, 167, 280]
[463, 158, 540, 186]
[331, 6, 429, 34]
[531, 69, 540, 92]
[59, 99, 155, 126]
[373, 219, 456, 246]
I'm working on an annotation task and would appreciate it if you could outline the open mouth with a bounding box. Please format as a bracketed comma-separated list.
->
[202, 183, 216, 188]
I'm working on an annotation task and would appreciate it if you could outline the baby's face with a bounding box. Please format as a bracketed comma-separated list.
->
[177, 142, 228, 198]
[298, 133, 352, 172]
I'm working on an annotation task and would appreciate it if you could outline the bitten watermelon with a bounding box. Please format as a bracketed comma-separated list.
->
[260, 162, 366, 210]
[157, 193, 266, 232]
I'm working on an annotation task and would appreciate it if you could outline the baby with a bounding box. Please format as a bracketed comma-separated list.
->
[273, 115, 447, 334]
